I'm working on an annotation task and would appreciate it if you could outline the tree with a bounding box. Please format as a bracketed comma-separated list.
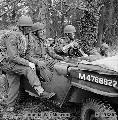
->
[0, 0, 118, 52]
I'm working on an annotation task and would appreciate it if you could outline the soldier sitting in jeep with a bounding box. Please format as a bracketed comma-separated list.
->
[54, 25, 88, 58]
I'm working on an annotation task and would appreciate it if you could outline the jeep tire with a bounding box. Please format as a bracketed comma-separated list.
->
[81, 98, 117, 120]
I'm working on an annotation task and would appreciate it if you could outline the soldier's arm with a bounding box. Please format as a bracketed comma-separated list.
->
[46, 46, 64, 61]
[6, 34, 30, 66]
[79, 48, 88, 57]
[62, 41, 76, 53]
[62, 44, 72, 53]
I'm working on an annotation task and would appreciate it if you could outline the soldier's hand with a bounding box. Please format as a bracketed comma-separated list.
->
[29, 62, 36, 71]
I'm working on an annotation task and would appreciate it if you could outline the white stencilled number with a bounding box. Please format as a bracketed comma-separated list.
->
[91, 75, 95, 82]
[99, 78, 103, 84]
[104, 79, 108, 86]
[107, 80, 112, 87]
[113, 81, 117, 87]
[95, 77, 98, 83]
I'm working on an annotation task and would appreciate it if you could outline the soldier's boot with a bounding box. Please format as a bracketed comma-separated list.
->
[34, 86, 55, 99]
[40, 91, 56, 99]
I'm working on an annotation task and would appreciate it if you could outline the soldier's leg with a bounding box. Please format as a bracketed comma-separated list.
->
[11, 65, 42, 87]
[11, 65, 55, 98]
[45, 59, 57, 72]
[39, 59, 58, 81]
[2, 64, 55, 111]
[6, 73, 20, 107]
[36, 61, 52, 82]
[5, 66, 42, 109]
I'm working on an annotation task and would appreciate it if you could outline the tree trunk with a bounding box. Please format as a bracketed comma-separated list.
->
[97, 5, 105, 46]
[109, 0, 114, 26]
[38, 0, 49, 39]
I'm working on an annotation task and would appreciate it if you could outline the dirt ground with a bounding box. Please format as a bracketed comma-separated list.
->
[0, 90, 81, 120]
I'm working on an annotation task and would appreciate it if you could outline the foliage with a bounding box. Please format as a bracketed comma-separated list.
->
[0, 0, 118, 54]
[46, 0, 104, 53]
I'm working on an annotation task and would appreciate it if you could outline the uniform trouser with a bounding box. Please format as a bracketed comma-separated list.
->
[36, 61, 52, 82]
[41, 59, 59, 81]
[2, 59, 57, 107]
[1, 63, 41, 107]
[45, 59, 58, 72]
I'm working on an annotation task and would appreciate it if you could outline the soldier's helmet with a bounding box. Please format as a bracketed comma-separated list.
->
[18, 15, 33, 27]
[64, 25, 76, 34]
[31, 22, 45, 32]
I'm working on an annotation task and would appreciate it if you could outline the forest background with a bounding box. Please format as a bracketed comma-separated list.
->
[0, 0, 118, 55]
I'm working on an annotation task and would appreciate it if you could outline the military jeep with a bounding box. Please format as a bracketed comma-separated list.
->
[22, 58, 118, 120]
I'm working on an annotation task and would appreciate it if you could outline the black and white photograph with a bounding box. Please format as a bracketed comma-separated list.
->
[0, 0, 118, 119]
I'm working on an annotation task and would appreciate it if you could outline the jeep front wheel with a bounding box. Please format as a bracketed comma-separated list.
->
[81, 98, 117, 120]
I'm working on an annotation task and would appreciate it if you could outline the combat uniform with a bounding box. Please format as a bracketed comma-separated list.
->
[44, 42, 64, 72]
[27, 33, 64, 79]
[54, 37, 87, 57]
[0, 30, 42, 107]
[25, 33, 53, 81]
[54, 37, 68, 56]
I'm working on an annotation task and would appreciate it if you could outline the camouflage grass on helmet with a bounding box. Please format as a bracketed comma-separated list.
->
[18, 15, 33, 27]
[64, 25, 76, 33]
[31, 22, 45, 32]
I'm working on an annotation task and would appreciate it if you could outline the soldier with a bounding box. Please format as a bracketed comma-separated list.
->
[99, 43, 109, 57]
[0, 15, 55, 112]
[54, 25, 87, 57]
[30, 22, 64, 74]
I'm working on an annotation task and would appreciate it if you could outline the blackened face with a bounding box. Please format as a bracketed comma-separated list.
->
[67, 33, 75, 40]
[37, 30, 44, 38]
[20, 26, 32, 35]
[24, 26, 32, 35]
